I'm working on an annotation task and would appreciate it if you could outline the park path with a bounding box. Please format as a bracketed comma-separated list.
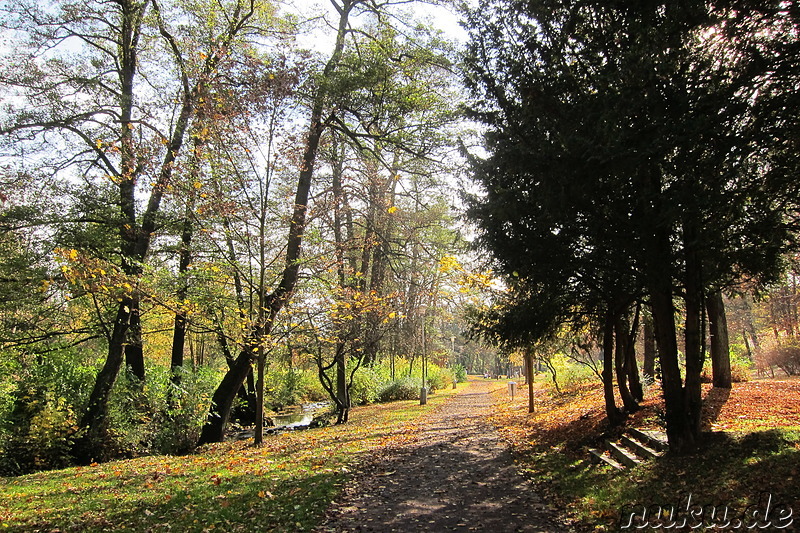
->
[315, 380, 563, 532]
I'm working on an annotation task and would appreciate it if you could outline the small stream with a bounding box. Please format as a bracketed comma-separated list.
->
[229, 402, 331, 441]
[269, 401, 330, 429]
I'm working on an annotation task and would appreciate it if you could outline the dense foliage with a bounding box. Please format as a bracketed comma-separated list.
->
[462, 0, 800, 452]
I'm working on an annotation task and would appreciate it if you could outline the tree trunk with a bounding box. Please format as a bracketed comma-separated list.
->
[330, 134, 351, 424]
[170, 137, 202, 393]
[254, 336, 266, 445]
[215, 328, 253, 420]
[199, 348, 253, 445]
[642, 162, 695, 454]
[74, 296, 135, 463]
[650, 284, 695, 454]
[125, 296, 145, 381]
[706, 289, 732, 388]
[525, 351, 535, 413]
[217, 216, 257, 425]
[74, 1, 255, 457]
[602, 309, 624, 425]
[643, 314, 656, 378]
[75, 2, 146, 461]
[335, 342, 349, 424]
[626, 304, 644, 402]
[683, 228, 704, 438]
[614, 313, 639, 413]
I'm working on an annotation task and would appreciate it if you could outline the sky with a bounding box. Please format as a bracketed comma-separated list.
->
[281, 0, 469, 51]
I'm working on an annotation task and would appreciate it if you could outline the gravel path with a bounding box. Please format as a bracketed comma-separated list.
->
[316, 381, 563, 532]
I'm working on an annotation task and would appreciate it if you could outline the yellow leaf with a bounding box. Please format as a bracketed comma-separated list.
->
[193, 181, 203, 189]
[387, 206, 398, 214]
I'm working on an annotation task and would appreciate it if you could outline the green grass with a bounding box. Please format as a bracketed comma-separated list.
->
[518, 428, 800, 531]
[0, 386, 463, 532]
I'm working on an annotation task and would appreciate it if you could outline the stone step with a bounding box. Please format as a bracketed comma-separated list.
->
[606, 439, 643, 468]
[587, 447, 625, 471]
[629, 428, 669, 452]
[620, 434, 662, 460]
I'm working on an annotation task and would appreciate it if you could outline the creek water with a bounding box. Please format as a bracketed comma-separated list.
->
[271, 401, 329, 428]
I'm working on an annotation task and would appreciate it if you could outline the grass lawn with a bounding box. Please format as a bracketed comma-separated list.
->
[0, 384, 463, 532]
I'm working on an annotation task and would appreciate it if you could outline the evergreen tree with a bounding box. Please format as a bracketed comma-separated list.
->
[463, 0, 800, 453]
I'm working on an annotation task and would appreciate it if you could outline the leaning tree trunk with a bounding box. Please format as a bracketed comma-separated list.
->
[74, 296, 135, 463]
[199, 347, 255, 444]
[706, 289, 732, 388]
[198, 1, 355, 445]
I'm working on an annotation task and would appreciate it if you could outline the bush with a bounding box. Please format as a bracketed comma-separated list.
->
[0, 346, 95, 475]
[377, 377, 420, 402]
[452, 363, 468, 383]
[426, 366, 454, 392]
[765, 343, 800, 376]
[0, 385, 77, 475]
[154, 366, 219, 454]
[107, 365, 220, 457]
[730, 353, 753, 382]
[541, 354, 594, 394]
[349, 366, 381, 405]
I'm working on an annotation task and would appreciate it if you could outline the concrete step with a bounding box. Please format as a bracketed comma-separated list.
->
[606, 439, 643, 468]
[588, 447, 625, 470]
[588, 428, 668, 470]
[620, 434, 662, 460]
[629, 428, 669, 452]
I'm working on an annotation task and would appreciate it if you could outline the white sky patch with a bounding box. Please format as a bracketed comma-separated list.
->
[279, 0, 467, 53]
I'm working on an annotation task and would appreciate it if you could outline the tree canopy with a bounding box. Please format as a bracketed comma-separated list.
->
[462, 0, 800, 452]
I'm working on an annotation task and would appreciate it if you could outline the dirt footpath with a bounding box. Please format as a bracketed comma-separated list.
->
[316, 381, 563, 532]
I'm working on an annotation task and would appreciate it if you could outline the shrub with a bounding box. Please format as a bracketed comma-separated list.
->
[730, 354, 753, 382]
[0, 346, 95, 475]
[349, 365, 381, 405]
[0, 386, 77, 475]
[541, 354, 594, 394]
[106, 365, 220, 457]
[765, 343, 800, 376]
[426, 366, 454, 392]
[452, 363, 468, 383]
[153, 366, 219, 454]
[377, 377, 420, 402]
